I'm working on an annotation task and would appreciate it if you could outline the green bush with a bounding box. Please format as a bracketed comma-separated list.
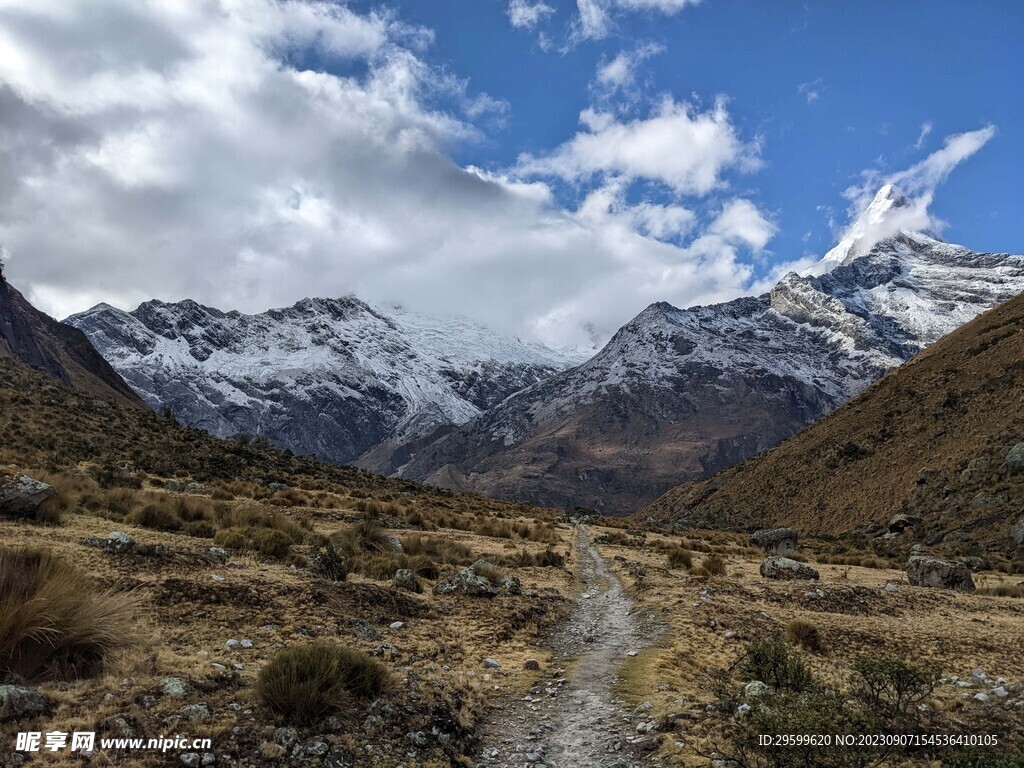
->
[257, 643, 390, 724]
[742, 632, 813, 692]
[735, 689, 879, 768]
[853, 657, 939, 720]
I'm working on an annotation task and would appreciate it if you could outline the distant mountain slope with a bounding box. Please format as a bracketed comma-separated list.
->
[641, 290, 1024, 551]
[0, 269, 144, 407]
[395, 189, 1024, 514]
[66, 296, 585, 465]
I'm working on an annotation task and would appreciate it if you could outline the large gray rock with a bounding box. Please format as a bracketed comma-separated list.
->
[0, 469, 55, 518]
[1005, 442, 1024, 474]
[433, 564, 500, 597]
[1012, 517, 1024, 546]
[0, 685, 52, 722]
[905, 556, 976, 592]
[750, 528, 798, 554]
[759, 556, 820, 581]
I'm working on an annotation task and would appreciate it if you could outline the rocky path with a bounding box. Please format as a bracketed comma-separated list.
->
[476, 526, 664, 768]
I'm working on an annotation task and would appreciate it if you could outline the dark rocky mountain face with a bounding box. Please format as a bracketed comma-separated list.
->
[66, 296, 584, 465]
[641, 290, 1024, 555]
[394, 232, 1024, 515]
[0, 269, 144, 407]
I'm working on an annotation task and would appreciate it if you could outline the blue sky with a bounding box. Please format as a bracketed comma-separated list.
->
[1, 0, 1021, 347]
[396, 0, 1022, 258]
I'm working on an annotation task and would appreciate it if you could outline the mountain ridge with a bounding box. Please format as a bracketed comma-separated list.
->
[66, 294, 586, 466]
[393, 227, 1024, 514]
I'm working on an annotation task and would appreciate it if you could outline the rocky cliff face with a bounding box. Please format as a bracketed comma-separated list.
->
[395, 228, 1024, 514]
[0, 269, 144, 407]
[67, 296, 584, 465]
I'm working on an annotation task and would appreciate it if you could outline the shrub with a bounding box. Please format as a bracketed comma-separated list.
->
[854, 657, 940, 720]
[785, 619, 823, 653]
[0, 548, 141, 682]
[401, 534, 473, 566]
[734, 689, 879, 768]
[103, 488, 138, 518]
[214, 526, 292, 559]
[249, 528, 293, 559]
[184, 520, 216, 538]
[742, 632, 813, 692]
[213, 527, 247, 551]
[129, 502, 182, 532]
[310, 544, 350, 582]
[667, 546, 693, 570]
[472, 560, 506, 584]
[703, 553, 727, 577]
[332, 520, 394, 558]
[257, 643, 390, 724]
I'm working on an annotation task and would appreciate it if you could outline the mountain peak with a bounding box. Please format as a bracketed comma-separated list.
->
[818, 183, 914, 270]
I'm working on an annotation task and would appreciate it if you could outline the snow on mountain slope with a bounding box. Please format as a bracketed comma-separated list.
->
[396, 223, 1024, 514]
[66, 296, 586, 464]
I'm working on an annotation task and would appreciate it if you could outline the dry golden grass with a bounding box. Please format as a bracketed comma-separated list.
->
[589, 523, 1024, 766]
[0, 486, 574, 767]
[0, 547, 144, 682]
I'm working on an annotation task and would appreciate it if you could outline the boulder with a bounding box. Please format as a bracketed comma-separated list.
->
[0, 685, 52, 722]
[905, 556, 975, 592]
[1011, 518, 1024, 546]
[750, 528, 798, 554]
[433, 566, 499, 597]
[393, 569, 420, 593]
[888, 513, 922, 534]
[759, 556, 820, 581]
[1005, 442, 1024, 474]
[0, 469, 55, 518]
[184, 482, 208, 495]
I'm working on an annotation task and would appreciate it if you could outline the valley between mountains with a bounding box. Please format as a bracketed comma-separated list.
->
[2, 182, 1024, 767]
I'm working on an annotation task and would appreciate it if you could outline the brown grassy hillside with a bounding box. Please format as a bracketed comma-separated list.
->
[0, 274, 144, 408]
[642, 291, 1024, 555]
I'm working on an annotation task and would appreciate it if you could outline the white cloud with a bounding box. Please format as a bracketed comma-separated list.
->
[572, 0, 701, 41]
[830, 125, 997, 259]
[914, 121, 933, 150]
[797, 78, 821, 104]
[517, 97, 762, 196]
[708, 198, 775, 251]
[507, 0, 555, 30]
[0, 0, 773, 351]
[594, 42, 663, 95]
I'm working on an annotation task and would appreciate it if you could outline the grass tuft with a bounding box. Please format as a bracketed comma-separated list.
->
[257, 643, 390, 724]
[0, 547, 141, 682]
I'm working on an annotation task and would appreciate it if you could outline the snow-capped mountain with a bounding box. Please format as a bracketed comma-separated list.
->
[395, 193, 1024, 514]
[66, 297, 587, 465]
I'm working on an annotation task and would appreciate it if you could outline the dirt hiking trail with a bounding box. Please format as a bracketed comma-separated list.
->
[476, 526, 665, 768]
